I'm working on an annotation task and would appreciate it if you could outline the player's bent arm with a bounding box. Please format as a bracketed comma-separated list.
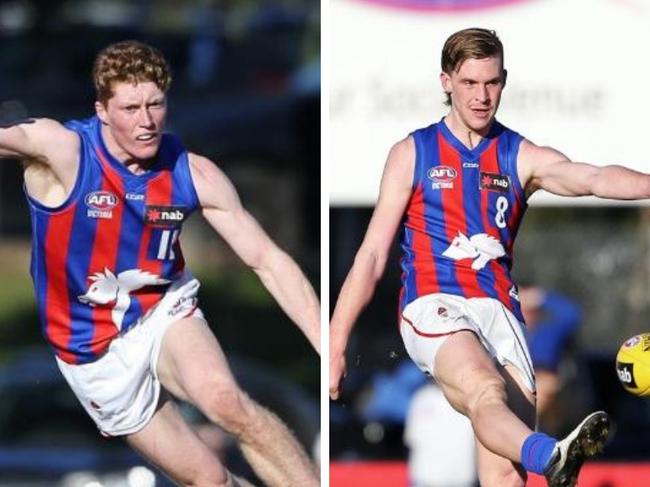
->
[0, 118, 76, 163]
[519, 139, 650, 199]
[329, 137, 415, 397]
[188, 153, 321, 354]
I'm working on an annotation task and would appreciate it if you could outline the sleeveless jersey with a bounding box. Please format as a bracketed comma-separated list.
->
[399, 119, 527, 322]
[27, 116, 200, 364]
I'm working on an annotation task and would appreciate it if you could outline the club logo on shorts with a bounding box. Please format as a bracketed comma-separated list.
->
[145, 206, 188, 227]
[428, 165, 457, 190]
[480, 172, 511, 193]
[85, 191, 118, 219]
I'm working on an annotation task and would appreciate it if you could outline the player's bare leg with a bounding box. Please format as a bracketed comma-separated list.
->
[157, 317, 319, 487]
[473, 362, 536, 487]
[126, 394, 245, 486]
[433, 331, 533, 486]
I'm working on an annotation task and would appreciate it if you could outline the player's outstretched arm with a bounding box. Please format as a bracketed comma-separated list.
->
[188, 153, 321, 354]
[519, 139, 650, 200]
[329, 136, 415, 400]
[0, 118, 76, 162]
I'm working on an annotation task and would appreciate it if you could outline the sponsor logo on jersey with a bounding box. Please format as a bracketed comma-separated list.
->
[480, 172, 511, 193]
[462, 162, 479, 169]
[125, 193, 145, 201]
[427, 165, 457, 190]
[145, 206, 188, 227]
[85, 191, 118, 219]
[616, 362, 636, 387]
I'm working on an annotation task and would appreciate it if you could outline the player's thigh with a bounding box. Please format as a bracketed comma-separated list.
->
[126, 394, 227, 485]
[432, 330, 505, 416]
[501, 361, 536, 429]
[157, 316, 238, 403]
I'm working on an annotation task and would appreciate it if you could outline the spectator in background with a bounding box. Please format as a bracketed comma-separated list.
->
[405, 381, 477, 487]
[519, 286, 582, 428]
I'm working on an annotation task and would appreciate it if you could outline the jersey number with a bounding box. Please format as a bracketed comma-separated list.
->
[495, 196, 508, 229]
[157, 229, 179, 260]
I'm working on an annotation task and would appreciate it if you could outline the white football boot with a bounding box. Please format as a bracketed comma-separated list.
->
[543, 411, 610, 487]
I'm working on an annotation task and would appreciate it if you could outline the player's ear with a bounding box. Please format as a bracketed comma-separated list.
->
[440, 71, 452, 94]
[95, 100, 108, 124]
[502, 68, 508, 87]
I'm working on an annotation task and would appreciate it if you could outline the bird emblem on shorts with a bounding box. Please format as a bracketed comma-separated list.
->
[78, 268, 170, 330]
[442, 232, 506, 270]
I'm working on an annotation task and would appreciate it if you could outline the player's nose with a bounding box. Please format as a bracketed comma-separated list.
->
[138, 108, 155, 127]
[476, 84, 490, 103]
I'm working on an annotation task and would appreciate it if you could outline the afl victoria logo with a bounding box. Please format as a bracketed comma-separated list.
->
[428, 166, 457, 182]
[428, 165, 457, 190]
[85, 191, 118, 210]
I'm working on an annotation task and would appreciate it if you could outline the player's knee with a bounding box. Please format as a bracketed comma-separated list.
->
[203, 384, 260, 438]
[466, 375, 507, 420]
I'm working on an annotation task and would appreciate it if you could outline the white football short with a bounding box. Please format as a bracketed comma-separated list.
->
[56, 272, 205, 436]
[400, 293, 535, 393]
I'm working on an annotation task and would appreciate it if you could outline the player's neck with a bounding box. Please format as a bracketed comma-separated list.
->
[443, 112, 493, 150]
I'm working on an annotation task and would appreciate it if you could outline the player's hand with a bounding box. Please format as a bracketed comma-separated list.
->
[329, 351, 347, 400]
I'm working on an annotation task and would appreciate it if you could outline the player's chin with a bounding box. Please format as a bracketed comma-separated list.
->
[131, 143, 161, 160]
[468, 113, 494, 131]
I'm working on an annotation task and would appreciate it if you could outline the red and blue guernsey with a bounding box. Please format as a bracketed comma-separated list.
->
[27, 116, 200, 364]
[399, 119, 527, 322]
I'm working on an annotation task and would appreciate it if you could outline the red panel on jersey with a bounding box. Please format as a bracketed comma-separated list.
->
[45, 206, 77, 363]
[87, 151, 125, 356]
[137, 171, 172, 314]
[437, 132, 483, 298]
[479, 140, 511, 307]
[408, 184, 439, 296]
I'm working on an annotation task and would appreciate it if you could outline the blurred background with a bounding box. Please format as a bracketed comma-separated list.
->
[0, 0, 320, 485]
[329, 0, 650, 486]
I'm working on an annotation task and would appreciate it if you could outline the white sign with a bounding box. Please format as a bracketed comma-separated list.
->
[330, 0, 650, 206]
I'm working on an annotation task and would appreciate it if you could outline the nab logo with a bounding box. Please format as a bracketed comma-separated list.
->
[427, 165, 457, 190]
[145, 205, 187, 228]
[480, 172, 511, 193]
[85, 191, 118, 210]
[616, 362, 636, 387]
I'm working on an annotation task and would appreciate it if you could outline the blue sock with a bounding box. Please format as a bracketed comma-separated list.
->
[521, 432, 557, 474]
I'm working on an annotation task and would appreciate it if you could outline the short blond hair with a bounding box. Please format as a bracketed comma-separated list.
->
[92, 40, 172, 104]
[441, 28, 504, 105]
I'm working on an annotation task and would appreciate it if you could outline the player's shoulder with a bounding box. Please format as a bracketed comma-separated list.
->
[24, 117, 76, 140]
[187, 152, 227, 182]
[21, 118, 79, 162]
[389, 134, 415, 158]
[518, 137, 570, 166]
